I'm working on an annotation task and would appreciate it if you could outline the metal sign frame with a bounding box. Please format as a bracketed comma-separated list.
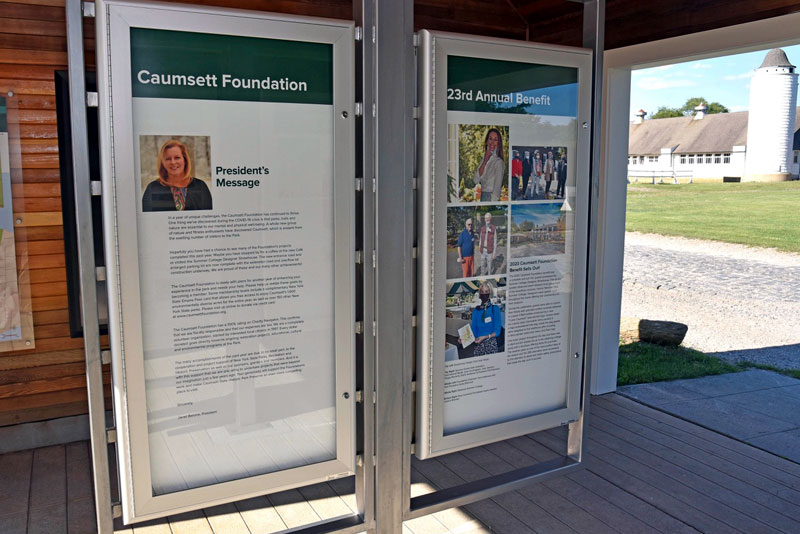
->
[416, 30, 593, 460]
[95, 0, 356, 523]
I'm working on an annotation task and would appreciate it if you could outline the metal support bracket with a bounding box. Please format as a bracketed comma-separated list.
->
[82, 1, 95, 17]
[86, 91, 98, 107]
[90, 180, 102, 196]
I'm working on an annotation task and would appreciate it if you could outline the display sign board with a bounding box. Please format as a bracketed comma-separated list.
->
[0, 99, 21, 345]
[416, 31, 591, 459]
[96, 0, 355, 522]
[0, 98, 34, 352]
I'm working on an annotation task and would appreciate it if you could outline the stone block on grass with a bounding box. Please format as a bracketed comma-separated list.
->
[638, 319, 688, 346]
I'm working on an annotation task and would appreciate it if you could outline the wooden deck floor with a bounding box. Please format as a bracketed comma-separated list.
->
[2, 393, 800, 533]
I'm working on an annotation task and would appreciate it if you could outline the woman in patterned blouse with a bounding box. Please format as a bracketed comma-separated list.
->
[142, 139, 212, 212]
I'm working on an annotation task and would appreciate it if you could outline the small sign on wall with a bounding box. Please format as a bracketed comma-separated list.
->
[0, 98, 34, 353]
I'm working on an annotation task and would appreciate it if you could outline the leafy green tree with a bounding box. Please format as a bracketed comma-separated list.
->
[650, 97, 729, 120]
[679, 97, 728, 115]
[706, 102, 729, 114]
[651, 106, 683, 119]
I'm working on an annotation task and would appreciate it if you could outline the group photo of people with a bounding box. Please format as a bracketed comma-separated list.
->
[509, 202, 567, 258]
[509, 146, 568, 201]
[446, 205, 508, 279]
[444, 278, 507, 360]
[139, 135, 213, 212]
[448, 124, 510, 203]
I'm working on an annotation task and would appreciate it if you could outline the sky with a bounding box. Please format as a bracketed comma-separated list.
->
[511, 203, 562, 225]
[630, 44, 800, 119]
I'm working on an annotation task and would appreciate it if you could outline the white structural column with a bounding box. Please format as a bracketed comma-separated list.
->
[589, 65, 629, 393]
[594, 11, 800, 395]
[744, 49, 798, 181]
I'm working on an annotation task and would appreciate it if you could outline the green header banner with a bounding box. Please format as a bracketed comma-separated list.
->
[447, 56, 578, 116]
[130, 28, 333, 104]
[0, 97, 6, 132]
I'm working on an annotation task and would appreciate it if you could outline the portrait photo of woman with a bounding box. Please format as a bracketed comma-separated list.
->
[452, 124, 509, 203]
[473, 128, 506, 202]
[142, 139, 213, 212]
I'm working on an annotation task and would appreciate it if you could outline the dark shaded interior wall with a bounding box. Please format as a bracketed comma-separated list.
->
[415, 0, 800, 49]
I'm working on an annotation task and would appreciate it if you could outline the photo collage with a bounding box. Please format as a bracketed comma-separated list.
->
[445, 123, 568, 361]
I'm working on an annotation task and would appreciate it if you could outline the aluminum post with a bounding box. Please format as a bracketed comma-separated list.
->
[65, 0, 114, 532]
[371, 0, 415, 532]
[569, 0, 605, 461]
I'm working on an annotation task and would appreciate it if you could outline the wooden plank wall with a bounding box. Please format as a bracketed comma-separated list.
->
[0, 0, 100, 427]
[0, 0, 352, 428]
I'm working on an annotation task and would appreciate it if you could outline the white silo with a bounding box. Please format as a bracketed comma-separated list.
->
[744, 48, 798, 181]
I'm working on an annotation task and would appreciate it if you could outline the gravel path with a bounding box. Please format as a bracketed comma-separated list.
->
[622, 232, 800, 369]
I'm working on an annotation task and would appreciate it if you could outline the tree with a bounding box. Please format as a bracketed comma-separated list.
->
[649, 97, 729, 120]
[651, 105, 683, 119]
[679, 97, 728, 115]
[706, 102, 729, 114]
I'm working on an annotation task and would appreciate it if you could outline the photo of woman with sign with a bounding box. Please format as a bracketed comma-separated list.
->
[463, 281, 503, 356]
[142, 138, 213, 212]
[445, 279, 506, 360]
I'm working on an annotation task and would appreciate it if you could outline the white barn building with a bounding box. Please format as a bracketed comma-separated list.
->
[628, 48, 800, 183]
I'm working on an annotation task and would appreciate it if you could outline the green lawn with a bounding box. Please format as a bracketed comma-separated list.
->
[618, 340, 800, 385]
[617, 341, 740, 386]
[625, 181, 800, 252]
